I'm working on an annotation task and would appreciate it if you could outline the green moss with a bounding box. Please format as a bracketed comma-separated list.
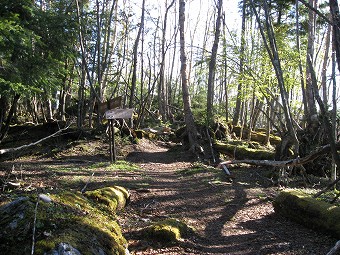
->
[144, 218, 193, 243]
[110, 160, 139, 171]
[273, 190, 340, 238]
[89, 160, 139, 172]
[177, 163, 218, 176]
[231, 126, 281, 145]
[84, 186, 129, 213]
[0, 189, 128, 255]
[214, 141, 275, 160]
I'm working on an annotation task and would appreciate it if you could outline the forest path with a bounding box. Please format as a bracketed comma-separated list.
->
[117, 140, 336, 255]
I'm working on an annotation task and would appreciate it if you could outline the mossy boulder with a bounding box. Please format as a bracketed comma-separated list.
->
[144, 218, 193, 243]
[273, 190, 340, 238]
[84, 186, 130, 213]
[0, 188, 129, 255]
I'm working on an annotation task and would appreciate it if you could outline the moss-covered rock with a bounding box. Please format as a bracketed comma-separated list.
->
[84, 186, 130, 213]
[0, 188, 129, 255]
[214, 141, 275, 160]
[273, 190, 340, 238]
[144, 218, 193, 243]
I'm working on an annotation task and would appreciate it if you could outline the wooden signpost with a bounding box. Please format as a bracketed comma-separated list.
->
[105, 108, 134, 163]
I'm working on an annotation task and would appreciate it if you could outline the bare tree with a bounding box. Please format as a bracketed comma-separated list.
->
[130, 0, 145, 109]
[206, 0, 223, 125]
[295, 0, 308, 126]
[158, 0, 176, 121]
[330, 0, 340, 73]
[232, 0, 246, 126]
[179, 0, 198, 150]
[304, 0, 318, 121]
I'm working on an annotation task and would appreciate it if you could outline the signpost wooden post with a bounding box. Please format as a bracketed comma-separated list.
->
[105, 108, 134, 163]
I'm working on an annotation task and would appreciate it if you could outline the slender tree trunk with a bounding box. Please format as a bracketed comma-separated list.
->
[159, 0, 176, 122]
[168, 22, 178, 117]
[179, 0, 198, 149]
[0, 94, 20, 143]
[265, 103, 271, 145]
[130, 0, 145, 109]
[331, 47, 337, 182]
[330, 0, 340, 73]
[330, 0, 340, 182]
[232, 0, 246, 126]
[321, 21, 331, 105]
[305, 0, 318, 121]
[222, 12, 229, 122]
[75, 0, 101, 128]
[295, 0, 308, 126]
[207, 0, 223, 125]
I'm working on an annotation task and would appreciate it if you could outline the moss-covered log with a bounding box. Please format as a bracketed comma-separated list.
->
[214, 141, 275, 160]
[273, 190, 340, 238]
[231, 126, 281, 145]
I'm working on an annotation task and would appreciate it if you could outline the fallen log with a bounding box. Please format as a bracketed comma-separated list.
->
[327, 240, 340, 255]
[218, 142, 340, 168]
[273, 190, 340, 239]
[0, 124, 71, 155]
[214, 141, 275, 160]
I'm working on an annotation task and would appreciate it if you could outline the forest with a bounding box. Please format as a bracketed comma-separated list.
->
[0, 0, 339, 157]
[1, 0, 340, 254]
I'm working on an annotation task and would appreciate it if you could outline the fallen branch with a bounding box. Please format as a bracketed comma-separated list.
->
[327, 240, 340, 255]
[0, 123, 72, 155]
[218, 142, 340, 168]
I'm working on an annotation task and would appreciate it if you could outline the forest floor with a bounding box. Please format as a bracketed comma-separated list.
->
[0, 133, 338, 255]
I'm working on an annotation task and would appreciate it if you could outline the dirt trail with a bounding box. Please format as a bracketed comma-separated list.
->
[118, 140, 337, 255]
[0, 137, 337, 255]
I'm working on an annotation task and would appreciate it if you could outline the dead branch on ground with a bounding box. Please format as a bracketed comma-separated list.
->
[0, 123, 72, 156]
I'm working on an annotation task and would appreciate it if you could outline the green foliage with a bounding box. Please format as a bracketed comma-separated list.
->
[0, 0, 77, 98]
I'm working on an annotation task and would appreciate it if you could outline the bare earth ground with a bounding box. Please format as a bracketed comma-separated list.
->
[0, 138, 338, 254]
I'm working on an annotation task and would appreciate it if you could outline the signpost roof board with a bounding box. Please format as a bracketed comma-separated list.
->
[105, 108, 134, 120]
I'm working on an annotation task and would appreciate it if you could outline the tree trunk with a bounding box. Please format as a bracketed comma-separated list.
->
[305, 0, 318, 121]
[232, 0, 246, 126]
[331, 47, 337, 182]
[321, 20, 331, 105]
[330, 0, 340, 73]
[207, 0, 223, 125]
[295, 0, 308, 126]
[129, 0, 145, 110]
[179, 0, 198, 150]
[158, 0, 176, 122]
[0, 94, 20, 143]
